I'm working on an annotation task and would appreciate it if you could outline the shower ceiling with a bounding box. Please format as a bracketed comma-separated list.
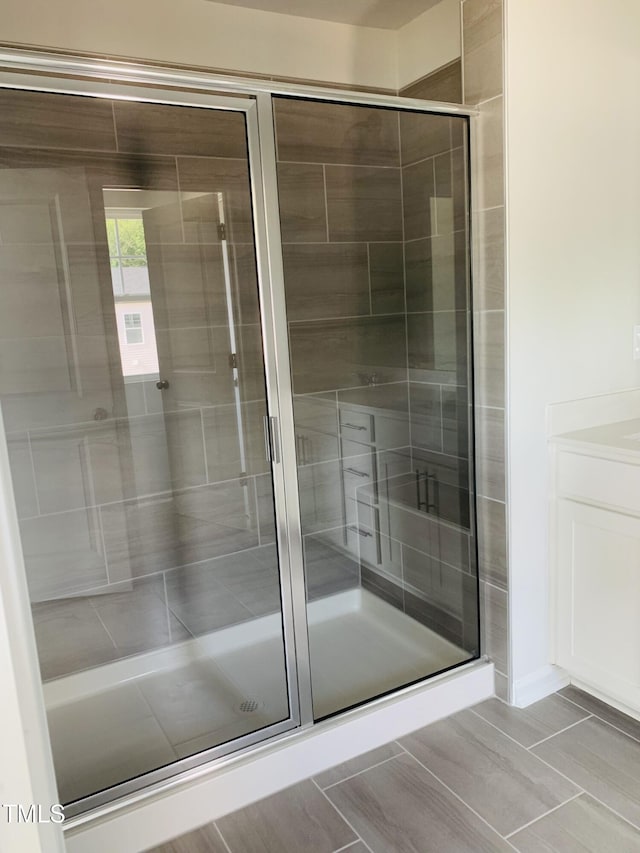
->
[204, 0, 444, 29]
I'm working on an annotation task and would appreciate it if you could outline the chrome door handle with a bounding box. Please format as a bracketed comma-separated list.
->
[263, 416, 280, 464]
[155, 379, 170, 390]
[347, 525, 373, 538]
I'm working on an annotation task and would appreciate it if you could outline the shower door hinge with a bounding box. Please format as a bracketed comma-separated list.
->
[217, 222, 227, 241]
[228, 352, 238, 369]
[263, 416, 281, 464]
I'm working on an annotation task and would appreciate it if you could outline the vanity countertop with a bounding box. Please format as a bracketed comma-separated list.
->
[552, 417, 640, 461]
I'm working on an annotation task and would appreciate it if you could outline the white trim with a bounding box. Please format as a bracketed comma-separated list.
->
[511, 664, 569, 708]
[64, 661, 493, 853]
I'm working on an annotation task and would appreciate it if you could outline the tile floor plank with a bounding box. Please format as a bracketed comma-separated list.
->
[400, 709, 579, 836]
[510, 793, 640, 852]
[472, 695, 590, 747]
[145, 822, 228, 852]
[559, 686, 640, 743]
[314, 742, 403, 789]
[533, 717, 640, 829]
[326, 752, 512, 852]
[216, 779, 356, 852]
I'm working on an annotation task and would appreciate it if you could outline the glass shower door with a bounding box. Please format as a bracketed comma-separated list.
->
[272, 96, 479, 719]
[0, 87, 294, 810]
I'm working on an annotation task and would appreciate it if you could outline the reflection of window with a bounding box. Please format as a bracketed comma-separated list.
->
[124, 312, 143, 344]
[106, 215, 150, 296]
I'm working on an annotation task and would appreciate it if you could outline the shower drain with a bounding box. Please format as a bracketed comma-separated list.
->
[236, 698, 262, 714]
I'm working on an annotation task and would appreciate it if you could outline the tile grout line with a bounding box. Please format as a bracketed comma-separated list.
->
[111, 102, 119, 152]
[311, 778, 374, 853]
[397, 108, 412, 475]
[557, 692, 640, 746]
[570, 788, 640, 836]
[503, 791, 584, 839]
[332, 841, 363, 853]
[162, 570, 173, 643]
[466, 708, 588, 794]
[200, 408, 210, 484]
[279, 158, 401, 171]
[26, 430, 42, 516]
[395, 743, 519, 849]
[18, 469, 265, 522]
[280, 239, 414, 246]
[213, 821, 234, 853]
[253, 476, 262, 547]
[404, 146, 465, 173]
[322, 164, 330, 243]
[320, 752, 403, 791]
[87, 598, 119, 651]
[526, 715, 593, 750]
[366, 242, 372, 315]
[175, 154, 187, 244]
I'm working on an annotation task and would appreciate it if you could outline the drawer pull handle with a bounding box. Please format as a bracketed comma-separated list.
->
[344, 467, 369, 479]
[342, 422, 367, 431]
[348, 525, 373, 538]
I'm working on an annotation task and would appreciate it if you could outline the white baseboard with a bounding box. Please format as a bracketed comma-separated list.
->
[64, 661, 494, 853]
[512, 664, 570, 708]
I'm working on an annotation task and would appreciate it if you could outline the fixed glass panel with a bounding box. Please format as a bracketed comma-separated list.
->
[0, 88, 291, 807]
[273, 97, 479, 719]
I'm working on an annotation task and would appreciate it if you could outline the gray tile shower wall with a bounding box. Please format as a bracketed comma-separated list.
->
[462, 0, 509, 693]
[399, 59, 463, 103]
[275, 96, 475, 646]
[274, 96, 409, 603]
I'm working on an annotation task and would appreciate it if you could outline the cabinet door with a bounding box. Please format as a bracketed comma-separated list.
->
[556, 499, 640, 709]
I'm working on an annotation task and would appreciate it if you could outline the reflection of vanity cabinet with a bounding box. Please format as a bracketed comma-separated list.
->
[294, 391, 475, 648]
[551, 419, 640, 715]
[338, 402, 412, 571]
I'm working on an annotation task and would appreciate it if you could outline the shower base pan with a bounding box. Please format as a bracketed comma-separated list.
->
[44, 588, 470, 806]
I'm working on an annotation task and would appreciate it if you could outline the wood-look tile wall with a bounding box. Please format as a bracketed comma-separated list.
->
[274, 97, 406, 601]
[462, 0, 509, 699]
[399, 108, 476, 651]
[399, 59, 463, 103]
[275, 97, 476, 649]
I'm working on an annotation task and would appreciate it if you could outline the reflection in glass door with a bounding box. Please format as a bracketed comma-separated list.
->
[0, 88, 294, 811]
[273, 97, 479, 719]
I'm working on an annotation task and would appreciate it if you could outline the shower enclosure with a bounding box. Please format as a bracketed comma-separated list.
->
[0, 57, 479, 817]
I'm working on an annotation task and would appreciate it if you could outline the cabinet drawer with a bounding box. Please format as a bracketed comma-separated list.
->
[345, 496, 376, 528]
[346, 506, 380, 566]
[339, 408, 374, 443]
[342, 439, 377, 504]
[557, 451, 640, 513]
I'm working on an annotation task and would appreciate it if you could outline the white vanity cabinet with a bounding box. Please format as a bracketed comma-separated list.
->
[552, 420, 640, 714]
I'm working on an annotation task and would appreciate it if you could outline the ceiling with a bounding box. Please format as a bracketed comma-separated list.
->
[206, 0, 444, 30]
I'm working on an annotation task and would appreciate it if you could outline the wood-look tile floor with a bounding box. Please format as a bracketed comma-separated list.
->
[147, 687, 640, 853]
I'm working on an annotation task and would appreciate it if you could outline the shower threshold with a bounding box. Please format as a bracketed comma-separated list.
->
[44, 589, 470, 806]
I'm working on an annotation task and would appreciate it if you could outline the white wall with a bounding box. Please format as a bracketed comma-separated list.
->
[0, 411, 64, 853]
[0, 0, 395, 89]
[1, 0, 462, 92]
[505, 0, 640, 691]
[396, 0, 461, 89]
